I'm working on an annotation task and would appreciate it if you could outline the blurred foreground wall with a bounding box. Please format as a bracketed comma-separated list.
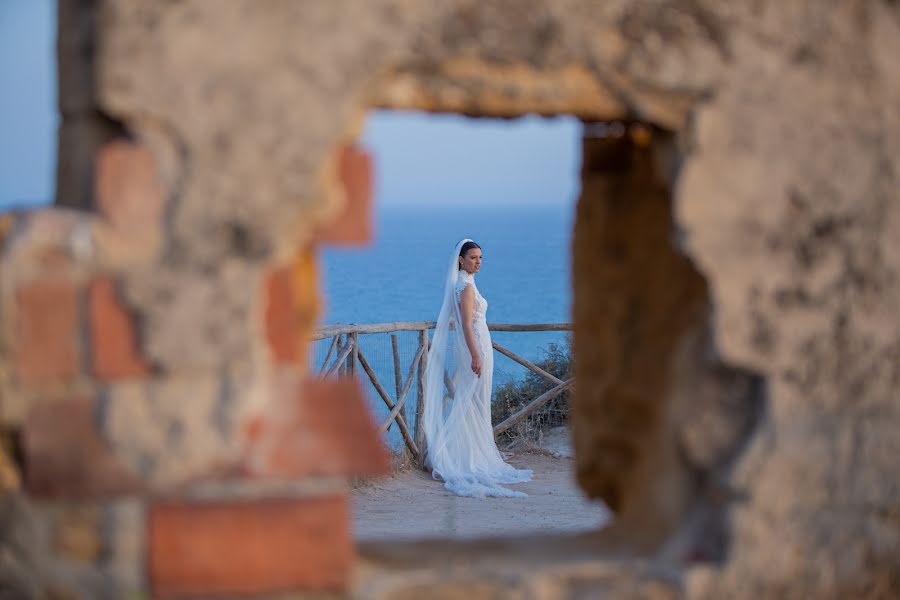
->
[0, 1, 898, 598]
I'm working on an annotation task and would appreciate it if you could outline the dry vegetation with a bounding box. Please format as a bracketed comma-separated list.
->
[492, 337, 574, 449]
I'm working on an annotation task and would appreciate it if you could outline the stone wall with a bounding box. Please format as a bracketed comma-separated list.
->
[0, 0, 897, 598]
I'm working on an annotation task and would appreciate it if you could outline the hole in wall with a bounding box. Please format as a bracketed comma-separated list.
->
[315, 110, 615, 541]
[317, 107, 769, 568]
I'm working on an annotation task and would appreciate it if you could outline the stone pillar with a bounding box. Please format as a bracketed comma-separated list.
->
[0, 61, 384, 600]
[0, 168, 386, 599]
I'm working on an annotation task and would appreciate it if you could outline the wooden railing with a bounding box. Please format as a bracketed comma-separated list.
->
[312, 322, 573, 466]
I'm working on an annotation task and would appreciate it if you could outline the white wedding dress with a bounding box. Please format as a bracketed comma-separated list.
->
[422, 239, 533, 498]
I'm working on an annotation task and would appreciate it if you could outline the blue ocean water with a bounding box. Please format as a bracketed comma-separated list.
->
[320, 204, 574, 358]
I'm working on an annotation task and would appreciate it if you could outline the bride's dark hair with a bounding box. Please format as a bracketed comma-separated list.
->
[459, 241, 481, 257]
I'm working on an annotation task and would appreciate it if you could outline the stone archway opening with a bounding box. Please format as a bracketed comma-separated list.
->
[340, 58, 767, 571]
[321, 109, 598, 540]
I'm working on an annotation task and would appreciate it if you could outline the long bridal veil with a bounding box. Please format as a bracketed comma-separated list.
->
[422, 239, 532, 498]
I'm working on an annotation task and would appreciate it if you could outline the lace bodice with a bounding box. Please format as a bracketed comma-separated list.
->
[455, 270, 488, 323]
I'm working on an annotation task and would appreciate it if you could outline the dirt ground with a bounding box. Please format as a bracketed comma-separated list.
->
[352, 436, 612, 541]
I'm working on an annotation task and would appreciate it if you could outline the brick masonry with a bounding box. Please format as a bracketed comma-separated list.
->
[23, 395, 143, 498]
[245, 378, 391, 479]
[149, 494, 353, 597]
[93, 139, 166, 265]
[14, 281, 81, 384]
[264, 249, 323, 367]
[88, 277, 153, 379]
[264, 267, 300, 365]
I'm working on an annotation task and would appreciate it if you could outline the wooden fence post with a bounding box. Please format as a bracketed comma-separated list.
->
[391, 334, 402, 433]
[318, 335, 339, 375]
[342, 334, 351, 378]
[312, 322, 573, 464]
[349, 332, 359, 378]
[334, 335, 345, 377]
[414, 327, 429, 469]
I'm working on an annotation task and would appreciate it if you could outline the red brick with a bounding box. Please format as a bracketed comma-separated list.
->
[15, 282, 81, 383]
[88, 277, 152, 379]
[246, 378, 390, 478]
[263, 252, 322, 367]
[149, 495, 352, 597]
[316, 145, 374, 246]
[23, 396, 143, 498]
[264, 268, 299, 364]
[95, 140, 164, 230]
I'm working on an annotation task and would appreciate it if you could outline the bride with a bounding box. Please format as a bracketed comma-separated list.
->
[422, 239, 533, 498]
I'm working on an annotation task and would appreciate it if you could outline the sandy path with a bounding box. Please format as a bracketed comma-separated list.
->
[352, 452, 611, 541]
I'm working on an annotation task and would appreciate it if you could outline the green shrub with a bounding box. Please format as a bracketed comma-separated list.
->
[491, 336, 574, 445]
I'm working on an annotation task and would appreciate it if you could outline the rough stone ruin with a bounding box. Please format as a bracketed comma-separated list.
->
[0, 1, 898, 598]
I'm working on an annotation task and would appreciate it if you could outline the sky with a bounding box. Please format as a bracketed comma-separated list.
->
[363, 111, 579, 208]
[0, 1, 580, 209]
[0, 0, 57, 209]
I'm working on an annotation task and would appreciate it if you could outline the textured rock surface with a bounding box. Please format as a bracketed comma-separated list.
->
[573, 131, 706, 551]
[84, 0, 728, 372]
[2, 0, 894, 598]
[676, 2, 900, 596]
[572, 130, 764, 563]
[358, 534, 682, 600]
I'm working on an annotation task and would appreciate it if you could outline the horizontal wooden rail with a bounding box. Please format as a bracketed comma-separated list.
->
[313, 322, 572, 339]
[313, 322, 434, 339]
[492, 342, 564, 386]
[486, 324, 573, 332]
[493, 379, 574, 436]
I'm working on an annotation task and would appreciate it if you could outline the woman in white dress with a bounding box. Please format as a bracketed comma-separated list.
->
[422, 239, 533, 498]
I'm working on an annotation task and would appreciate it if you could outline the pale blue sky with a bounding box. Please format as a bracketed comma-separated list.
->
[0, 0, 57, 208]
[1, 1, 580, 209]
[363, 111, 580, 208]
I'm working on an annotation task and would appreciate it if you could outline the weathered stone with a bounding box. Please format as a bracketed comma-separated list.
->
[315, 145, 375, 247]
[0, 448, 21, 493]
[101, 373, 248, 489]
[50, 505, 103, 564]
[120, 260, 262, 370]
[0, 210, 95, 279]
[102, 499, 147, 596]
[92, 140, 166, 267]
[81, 0, 729, 373]
[2, 0, 894, 598]
[673, 2, 900, 595]
[56, 113, 126, 213]
[358, 534, 682, 600]
[571, 131, 759, 561]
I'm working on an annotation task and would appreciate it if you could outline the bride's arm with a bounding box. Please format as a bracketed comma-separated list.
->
[458, 285, 482, 376]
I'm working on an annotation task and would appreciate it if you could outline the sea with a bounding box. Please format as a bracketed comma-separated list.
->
[316, 204, 575, 446]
